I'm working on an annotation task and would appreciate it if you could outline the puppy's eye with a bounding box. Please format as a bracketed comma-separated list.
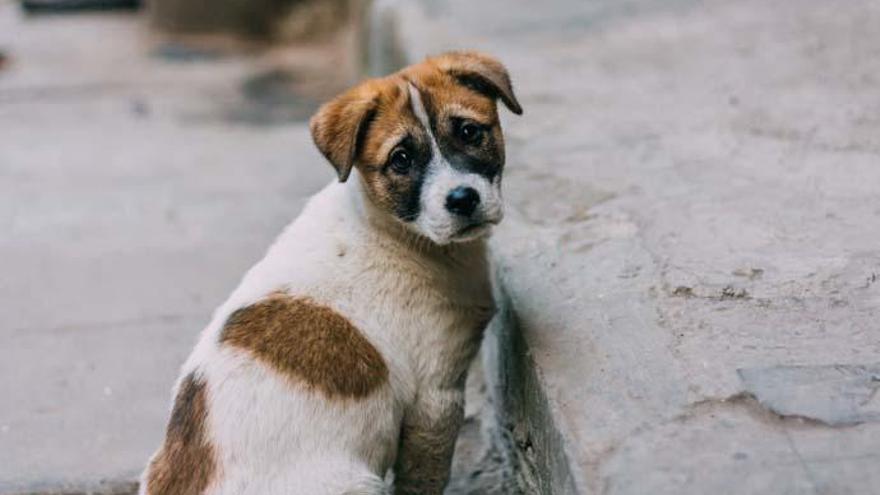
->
[389, 148, 413, 174]
[456, 121, 484, 145]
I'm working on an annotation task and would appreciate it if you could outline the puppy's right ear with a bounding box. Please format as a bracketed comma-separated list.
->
[310, 89, 377, 182]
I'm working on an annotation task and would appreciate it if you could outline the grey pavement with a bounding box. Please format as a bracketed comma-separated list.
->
[370, 0, 880, 493]
[0, 3, 355, 492]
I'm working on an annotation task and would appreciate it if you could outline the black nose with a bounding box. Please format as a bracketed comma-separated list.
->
[445, 186, 480, 217]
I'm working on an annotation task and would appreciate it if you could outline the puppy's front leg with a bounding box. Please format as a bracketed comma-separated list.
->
[393, 387, 464, 495]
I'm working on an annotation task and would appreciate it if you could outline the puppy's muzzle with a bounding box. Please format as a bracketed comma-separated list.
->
[445, 186, 481, 217]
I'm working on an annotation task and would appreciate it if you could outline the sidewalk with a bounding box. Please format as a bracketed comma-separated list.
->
[0, 3, 354, 491]
[369, 0, 880, 493]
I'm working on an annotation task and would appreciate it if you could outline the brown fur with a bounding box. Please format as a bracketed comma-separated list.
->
[145, 373, 216, 495]
[425, 51, 522, 115]
[342, 80, 431, 219]
[220, 293, 389, 398]
[404, 60, 508, 179]
[309, 52, 520, 221]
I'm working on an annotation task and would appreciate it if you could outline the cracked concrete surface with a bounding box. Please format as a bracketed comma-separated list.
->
[738, 364, 880, 427]
[371, 0, 880, 492]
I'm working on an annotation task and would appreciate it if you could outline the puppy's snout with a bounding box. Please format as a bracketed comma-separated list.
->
[445, 186, 480, 217]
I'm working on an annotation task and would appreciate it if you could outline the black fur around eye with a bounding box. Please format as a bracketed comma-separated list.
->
[388, 148, 413, 174]
[456, 121, 484, 145]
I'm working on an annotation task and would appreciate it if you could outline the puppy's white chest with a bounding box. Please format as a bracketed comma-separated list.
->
[339, 246, 495, 389]
[403, 279, 493, 384]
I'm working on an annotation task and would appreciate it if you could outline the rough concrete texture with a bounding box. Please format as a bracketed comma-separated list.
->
[446, 356, 520, 495]
[738, 364, 880, 427]
[369, 0, 880, 493]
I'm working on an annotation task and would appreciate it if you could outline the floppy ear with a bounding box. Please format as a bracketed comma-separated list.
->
[309, 90, 377, 182]
[434, 51, 523, 115]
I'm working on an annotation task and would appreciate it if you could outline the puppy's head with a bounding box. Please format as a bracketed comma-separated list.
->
[310, 51, 522, 245]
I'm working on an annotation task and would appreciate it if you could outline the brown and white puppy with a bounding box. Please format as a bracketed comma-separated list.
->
[140, 51, 522, 495]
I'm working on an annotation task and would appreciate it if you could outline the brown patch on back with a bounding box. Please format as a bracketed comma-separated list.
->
[220, 293, 389, 398]
[145, 373, 216, 495]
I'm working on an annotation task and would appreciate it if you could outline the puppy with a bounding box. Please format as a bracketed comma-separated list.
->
[140, 51, 522, 495]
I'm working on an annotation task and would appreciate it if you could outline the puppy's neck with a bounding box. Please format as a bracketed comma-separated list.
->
[343, 171, 487, 264]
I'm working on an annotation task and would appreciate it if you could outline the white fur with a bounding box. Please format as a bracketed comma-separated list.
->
[140, 172, 496, 494]
[408, 84, 504, 245]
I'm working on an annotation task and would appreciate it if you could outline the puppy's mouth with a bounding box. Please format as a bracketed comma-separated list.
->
[451, 219, 498, 242]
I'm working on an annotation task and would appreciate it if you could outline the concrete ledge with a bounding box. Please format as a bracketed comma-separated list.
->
[366, 0, 880, 493]
[484, 282, 581, 495]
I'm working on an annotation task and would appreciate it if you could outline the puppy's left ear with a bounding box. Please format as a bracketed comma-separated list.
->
[310, 88, 377, 182]
[434, 51, 523, 115]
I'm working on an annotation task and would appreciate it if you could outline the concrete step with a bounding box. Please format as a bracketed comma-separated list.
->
[365, 0, 880, 493]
